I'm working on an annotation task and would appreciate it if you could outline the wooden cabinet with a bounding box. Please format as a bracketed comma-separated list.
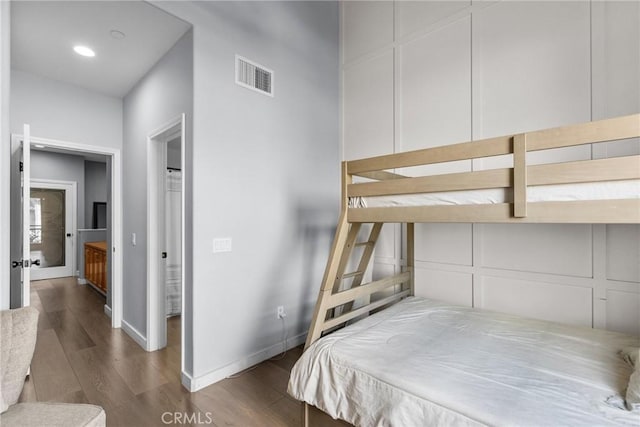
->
[85, 241, 107, 293]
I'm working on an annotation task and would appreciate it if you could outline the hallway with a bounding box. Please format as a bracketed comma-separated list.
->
[19, 277, 306, 426]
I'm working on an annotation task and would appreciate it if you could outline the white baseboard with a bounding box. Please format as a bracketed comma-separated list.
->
[181, 371, 195, 391]
[121, 319, 147, 350]
[185, 332, 307, 392]
[104, 304, 112, 318]
[77, 278, 87, 285]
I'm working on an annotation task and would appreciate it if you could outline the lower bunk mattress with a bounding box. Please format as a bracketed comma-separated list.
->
[288, 297, 640, 426]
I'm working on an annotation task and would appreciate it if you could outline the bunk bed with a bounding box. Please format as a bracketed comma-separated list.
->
[288, 114, 640, 426]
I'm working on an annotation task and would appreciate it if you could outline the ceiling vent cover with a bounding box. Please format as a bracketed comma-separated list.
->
[236, 55, 274, 97]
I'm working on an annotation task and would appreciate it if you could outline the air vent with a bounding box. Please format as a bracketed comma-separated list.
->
[235, 55, 274, 97]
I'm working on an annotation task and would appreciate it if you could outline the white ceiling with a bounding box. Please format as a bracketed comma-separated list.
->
[11, 1, 191, 98]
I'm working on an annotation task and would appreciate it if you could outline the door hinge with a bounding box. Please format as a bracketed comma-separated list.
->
[19, 161, 23, 172]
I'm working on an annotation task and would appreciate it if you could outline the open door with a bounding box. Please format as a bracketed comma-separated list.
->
[29, 180, 75, 281]
[147, 115, 184, 351]
[10, 124, 32, 307]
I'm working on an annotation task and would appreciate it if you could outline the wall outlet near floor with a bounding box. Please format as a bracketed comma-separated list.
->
[277, 305, 286, 319]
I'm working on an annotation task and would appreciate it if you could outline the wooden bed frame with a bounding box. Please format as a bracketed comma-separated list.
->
[300, 114, 640, 426]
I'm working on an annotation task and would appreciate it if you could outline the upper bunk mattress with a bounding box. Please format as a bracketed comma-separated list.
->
[288, 297, 640, 426]
[349, 179, 640, 208]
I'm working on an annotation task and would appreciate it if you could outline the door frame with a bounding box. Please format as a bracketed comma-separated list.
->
[29, 178, 77, 281]
[9, 127, 32, 307]
[11, 134, 123, 328]
[147, 113, 185, 355]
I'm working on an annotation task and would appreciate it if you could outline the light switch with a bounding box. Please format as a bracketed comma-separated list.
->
[213, 237, 232, 253]
[132, 233, 136, 246]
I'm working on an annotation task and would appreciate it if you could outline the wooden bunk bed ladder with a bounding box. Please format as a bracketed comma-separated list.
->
[305, 220, 390, 349]
[305, 164, 415, 350]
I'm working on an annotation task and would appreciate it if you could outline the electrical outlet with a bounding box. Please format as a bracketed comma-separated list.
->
[277, 306, 286, 319]
[213, 237, 232, 253]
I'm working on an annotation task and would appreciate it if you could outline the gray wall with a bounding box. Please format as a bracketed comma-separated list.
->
[0, 1, 11, 309]
[10, 69, 122, 148]
[156, 1, 339, 386]
[341, 1, 640, 336]
[122, 30, 193, 371]
[167, 137, 181, 170]
[84, 160, 107, 228]
[31, 150, 86, 230]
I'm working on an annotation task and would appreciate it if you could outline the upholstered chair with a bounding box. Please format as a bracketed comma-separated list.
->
[0, 306, 106, 426]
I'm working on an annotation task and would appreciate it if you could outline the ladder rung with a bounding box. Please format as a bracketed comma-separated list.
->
[342, 271, 364, 279]
[354, 241, 374, 247]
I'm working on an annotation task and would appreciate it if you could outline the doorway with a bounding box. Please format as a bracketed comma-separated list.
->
[29, 179, 76, 280]
[9, 133, 123, 328]
[147, 114, 185, 354]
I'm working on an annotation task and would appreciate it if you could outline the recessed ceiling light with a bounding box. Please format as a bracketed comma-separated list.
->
[73, 45, 96, 57]
[110, 30, 126, 40]
[34, 144, 46, 149]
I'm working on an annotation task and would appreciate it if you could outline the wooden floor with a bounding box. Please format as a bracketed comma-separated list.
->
[18, 277, 320, 427]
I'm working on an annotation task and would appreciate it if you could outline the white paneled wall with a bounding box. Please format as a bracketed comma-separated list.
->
[341, 1, 640, 336]
[416, 268, 472, 306]
[343, 52, 394, 161]
[472, 1, 592, 136]
[606, 225, 640, 283]
[399, 16, 471, 150]
[479, 224, 593, 277]
[395, 1, 470, 39]
[475, 276, 593, 327]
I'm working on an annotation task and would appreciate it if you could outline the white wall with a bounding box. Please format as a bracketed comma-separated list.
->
[10, 69, 122, 148]
[154, 1, 340, 389]
[122, 30, 193, 370]
[0, 1, 10, 309]
[341, 1, 640, 336]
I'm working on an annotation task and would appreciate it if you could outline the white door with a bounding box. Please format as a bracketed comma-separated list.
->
[9, 125, 31, 307]
[29, 180, 76, 280]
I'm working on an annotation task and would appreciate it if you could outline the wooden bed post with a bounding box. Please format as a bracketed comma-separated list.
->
[303, 402, 310, 427]
[513, 133, 527, 218]
[406, 223, 415, 296]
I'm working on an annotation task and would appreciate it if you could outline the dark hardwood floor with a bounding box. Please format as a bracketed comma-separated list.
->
[18, 277, 318, 427]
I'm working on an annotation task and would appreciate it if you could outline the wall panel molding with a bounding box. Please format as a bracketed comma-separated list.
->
[340, 0, 640, 336]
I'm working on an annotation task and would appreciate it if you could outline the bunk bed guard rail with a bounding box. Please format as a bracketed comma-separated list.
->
[345, 114, 640, 224]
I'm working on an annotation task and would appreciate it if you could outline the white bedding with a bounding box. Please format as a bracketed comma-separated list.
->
[288, 297, 640, 426]
[349, 179, 640, 208]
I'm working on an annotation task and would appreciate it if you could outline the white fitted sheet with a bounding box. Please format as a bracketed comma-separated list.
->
[349, 179, 640, 208]
[288, 297, 640, 426]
